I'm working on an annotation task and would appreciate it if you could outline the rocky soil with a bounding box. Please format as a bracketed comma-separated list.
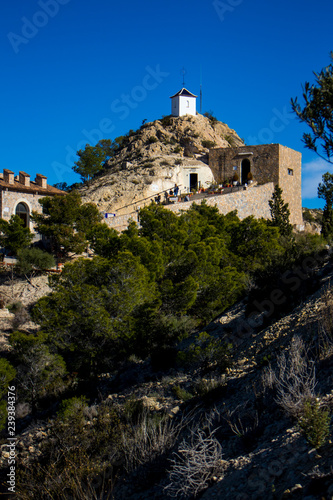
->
[0, 272, 51, 352]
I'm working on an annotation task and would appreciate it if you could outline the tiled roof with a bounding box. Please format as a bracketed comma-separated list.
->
[170, 87, 197, 98]
[0, 175, 66, 195]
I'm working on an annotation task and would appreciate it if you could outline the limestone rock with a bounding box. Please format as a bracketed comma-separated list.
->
[80, 114, 243, 214]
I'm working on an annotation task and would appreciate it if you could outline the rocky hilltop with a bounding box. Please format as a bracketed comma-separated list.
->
[80, 113, 244, 213]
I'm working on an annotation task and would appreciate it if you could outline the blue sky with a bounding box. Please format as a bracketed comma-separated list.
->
[1, 0, 332, 208]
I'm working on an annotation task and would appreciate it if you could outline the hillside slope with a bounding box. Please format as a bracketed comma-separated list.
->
[80, 113, 243, 213]
[2, 258, 333, 499]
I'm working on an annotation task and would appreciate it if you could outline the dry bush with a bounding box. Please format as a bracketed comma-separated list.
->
[165, 426, 223, 499]
[17, 463, 115, 500]
[224, 402, 259, 438]
[121, 409, 181, 473]
[262, 336, 317, 417]
[315, 287, 333, 359]
[11, 306, 31, 329]
[193, 375, 226, 397]
[16, 401, 123, 500]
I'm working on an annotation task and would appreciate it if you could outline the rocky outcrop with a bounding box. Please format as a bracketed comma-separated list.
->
[80, 114, 243, 213]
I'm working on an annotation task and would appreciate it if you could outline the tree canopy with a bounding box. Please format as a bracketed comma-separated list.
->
[291, 52, 333, 164]
[73, 139, 115, 183]
[268, 185, 293, 237]
[318, 171, 333, 239]
[0, 215, 34, 255]
[29, 201, 294, 377]
[31, 192, 102, 260]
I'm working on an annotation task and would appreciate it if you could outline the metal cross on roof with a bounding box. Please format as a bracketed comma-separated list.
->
[181, 67, 186, 87]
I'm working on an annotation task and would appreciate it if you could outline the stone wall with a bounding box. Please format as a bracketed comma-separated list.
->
[104, 183, 275, 232]
[0, 190, 45, 231]
[278, 145, 302, 226]
[209, 144, 280, 186]
[209, 144, 303, 226]
[167, 183, 274, 220]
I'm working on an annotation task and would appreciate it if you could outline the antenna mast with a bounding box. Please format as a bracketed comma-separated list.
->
[200, 66, 202, 113]
[181, 67, 186, 87]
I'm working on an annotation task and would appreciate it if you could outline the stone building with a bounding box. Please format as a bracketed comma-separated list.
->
[209, 144, 302, 226]
[0, 169, 65, 232]
[170, 88, 197, 117]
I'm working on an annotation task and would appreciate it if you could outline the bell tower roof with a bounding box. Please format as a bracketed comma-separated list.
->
[170, 88, 198, 98]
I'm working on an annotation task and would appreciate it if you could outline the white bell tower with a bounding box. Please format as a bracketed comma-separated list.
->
[170, 88, 197, 117]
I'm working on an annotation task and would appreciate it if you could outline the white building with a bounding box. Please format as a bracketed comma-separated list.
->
[170, 88, 197, 117]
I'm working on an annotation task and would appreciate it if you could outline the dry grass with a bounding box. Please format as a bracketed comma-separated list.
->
[165, 424, 223, 498]
[262, 336, 317, 418]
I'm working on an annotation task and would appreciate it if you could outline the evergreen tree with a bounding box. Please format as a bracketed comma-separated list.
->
[73, 140, 115, 184]
[31, 192, 101, 260]
[291, 52, 333, 164]
[17, 247, 55, 276]
[73, 144, 107, 183]
[268, 185, 293, 236]
[318, 172, 333, 239]
[0, 215, 34, 255]
[321, 202, 333, 240]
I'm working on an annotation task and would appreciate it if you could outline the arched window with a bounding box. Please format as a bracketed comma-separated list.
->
[15, 202, 29, 227]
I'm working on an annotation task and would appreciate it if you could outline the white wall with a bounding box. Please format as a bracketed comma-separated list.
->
[147, 163, 214, 196]
[171, 97, 180, 116]
[182, 164, 214, 192]
[171, 96, 196, 117]
[179, 96, 196, 116]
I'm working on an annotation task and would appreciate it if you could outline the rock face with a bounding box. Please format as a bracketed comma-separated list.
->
[80, 114, 243, 213]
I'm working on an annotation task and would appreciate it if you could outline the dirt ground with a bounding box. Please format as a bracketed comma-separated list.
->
[0, 272, 52, 351]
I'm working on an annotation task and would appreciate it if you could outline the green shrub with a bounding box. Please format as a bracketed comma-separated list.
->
[58, 396, 88, 422]
[160, 115, 173, 127]
[7, 301, 23, 313]
[18, 402, 123, 499]
[0, 359, 16, 431]
[177, 332, 233, 374]
[298, 399, 331, 449]
[124, 397, 146, 423]
[174, 145, 182, 154]
[224, 134, 236, 147]
[201, 140, 216, 149]
[17, 247, 55, 274]
[203, 111, 218, 124]
[193, 376, 225, 397]
[147, 136, 158, 144]
[172, 385, 194, 402]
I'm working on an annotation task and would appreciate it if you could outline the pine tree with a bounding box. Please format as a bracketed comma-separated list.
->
[318, 172, 333, 239]
[321, 202, 333, 240]
[291, 52, 333, 164]
[268, 185, 293, 236]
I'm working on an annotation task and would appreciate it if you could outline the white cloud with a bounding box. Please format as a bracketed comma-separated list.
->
[302, 158, 332, 200]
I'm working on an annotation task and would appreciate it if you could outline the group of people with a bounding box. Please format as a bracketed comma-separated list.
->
[154, 184, 180, 205]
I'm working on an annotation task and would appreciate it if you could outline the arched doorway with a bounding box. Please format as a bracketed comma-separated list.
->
[15, 202, 29, 227]
[241, 159, 251, 185]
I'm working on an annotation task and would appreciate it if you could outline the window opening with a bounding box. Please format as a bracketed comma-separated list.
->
[15, 202, 29, 227]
